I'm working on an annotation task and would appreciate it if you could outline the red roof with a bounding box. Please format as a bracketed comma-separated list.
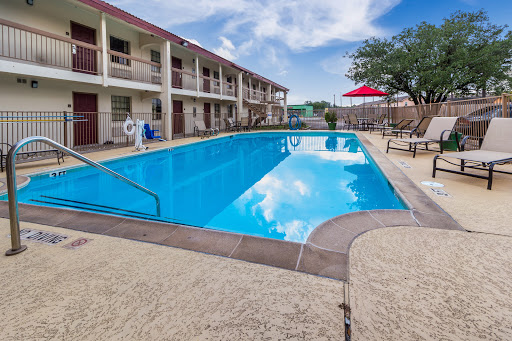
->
[343, 85, 388, 97]
[76, 0, 289, 91]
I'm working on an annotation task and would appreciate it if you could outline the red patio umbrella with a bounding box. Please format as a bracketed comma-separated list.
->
[343, 85, 388, 97]
[343, 85, 389, 122]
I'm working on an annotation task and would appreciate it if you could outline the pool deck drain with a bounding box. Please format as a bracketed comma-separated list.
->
[0, 132, 463, 281]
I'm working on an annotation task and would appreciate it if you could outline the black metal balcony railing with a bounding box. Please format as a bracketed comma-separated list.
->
[0, 112, 166, 164]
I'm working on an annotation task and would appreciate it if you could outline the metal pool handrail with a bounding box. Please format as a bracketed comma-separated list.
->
[4, 136, 161, 256]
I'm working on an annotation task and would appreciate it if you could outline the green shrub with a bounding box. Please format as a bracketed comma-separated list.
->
[324, 111, 338, 123]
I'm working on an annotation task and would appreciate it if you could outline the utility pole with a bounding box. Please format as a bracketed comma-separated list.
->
[333, 94, 336, 107]
[340, 93, 343, 107]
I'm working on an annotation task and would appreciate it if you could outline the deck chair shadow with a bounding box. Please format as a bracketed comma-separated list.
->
[433, 118, 512, 190]
[386, 117, 459, 158]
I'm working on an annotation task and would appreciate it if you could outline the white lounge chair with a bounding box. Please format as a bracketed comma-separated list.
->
[194, 120, 219, 138]
[433, 118, 512, 190]
[386, 117, 459, 158]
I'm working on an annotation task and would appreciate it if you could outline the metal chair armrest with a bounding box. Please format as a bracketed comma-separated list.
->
[460, 136, 484, 151]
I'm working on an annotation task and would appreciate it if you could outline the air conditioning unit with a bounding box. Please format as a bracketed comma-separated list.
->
[111, 68, 132, 79]
[151, 75, 162, 84]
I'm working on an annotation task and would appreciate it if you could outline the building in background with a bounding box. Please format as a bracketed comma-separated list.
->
[0, 0, 288, 150]
[287, 105, 314, 117]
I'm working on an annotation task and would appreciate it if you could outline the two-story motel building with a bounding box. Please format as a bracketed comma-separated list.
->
[0, 0, 288, 151]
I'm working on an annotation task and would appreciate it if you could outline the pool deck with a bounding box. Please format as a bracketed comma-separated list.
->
[1, 130, 511, 339]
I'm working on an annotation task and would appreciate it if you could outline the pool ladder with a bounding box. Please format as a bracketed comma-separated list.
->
[4, 136, 161, 256]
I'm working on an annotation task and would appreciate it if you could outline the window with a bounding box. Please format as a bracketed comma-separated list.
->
[226, 76, 232, 84]
[152, 98, 162, 120]
[213, 71, 220, 87]
[111, 96, 131, 121]
[193, 107, 197, 118]
[214, 103, 220, 119]
[110, 36, 130, 65]
[227, 104, 233, 118]
[150, 50, 161, 73]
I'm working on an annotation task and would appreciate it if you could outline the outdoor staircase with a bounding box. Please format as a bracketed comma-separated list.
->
[243, 99, 267, 127]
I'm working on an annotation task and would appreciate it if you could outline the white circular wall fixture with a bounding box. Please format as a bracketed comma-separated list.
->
[420, 181, 445, 187]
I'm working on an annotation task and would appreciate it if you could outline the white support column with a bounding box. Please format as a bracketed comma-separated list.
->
[162, 41, 172, 140]
[248, 78, 252, 100]
[100, 12, 108, 87]
[219, 63, 223, 100]
[195, 55, 200, 97]
[284, 91, 288, 119]
[237, 72, 243, 119]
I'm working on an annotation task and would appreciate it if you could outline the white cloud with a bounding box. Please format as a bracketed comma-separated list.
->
[293, 180, 310, 196]
[213, 36, 238, 61]
[304, 151, 366, 162]
[213, 37, 254, 61]
[273, 220, 315, 243]
[110, 0, 400, 51]
[320, 53, 353, 76]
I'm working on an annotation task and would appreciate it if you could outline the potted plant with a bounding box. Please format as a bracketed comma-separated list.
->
[325, 111, 338, 130]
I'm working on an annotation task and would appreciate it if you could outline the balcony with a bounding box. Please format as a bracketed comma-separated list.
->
[172, 67, 197, 91]
[107, 50, 161, 85]
[0, 19, 102, 77]
[172, 67, 237, 98]
[243, 87, 267, 102]
[199, 74, 221, 94]
[222, 82, 237, 97]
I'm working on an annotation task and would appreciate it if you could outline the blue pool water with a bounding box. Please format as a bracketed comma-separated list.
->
[2, 133, 405, 242]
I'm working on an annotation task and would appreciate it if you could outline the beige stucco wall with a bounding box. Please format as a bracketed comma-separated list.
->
[2, 0, 101, 40]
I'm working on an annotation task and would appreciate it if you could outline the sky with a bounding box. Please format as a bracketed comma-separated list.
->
[109, 0, 512, 106]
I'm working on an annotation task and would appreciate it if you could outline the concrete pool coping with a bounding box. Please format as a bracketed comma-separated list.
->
[0, 131, 463, 281]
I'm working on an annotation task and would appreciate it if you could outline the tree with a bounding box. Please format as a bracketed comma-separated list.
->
[304, 100, 331, 109]
[346, 10, 512, 105]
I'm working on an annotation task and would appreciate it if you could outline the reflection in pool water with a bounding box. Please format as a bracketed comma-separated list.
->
[7, 133, 405, 242]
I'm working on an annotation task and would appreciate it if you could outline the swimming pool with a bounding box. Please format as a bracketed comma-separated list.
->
[2, 132, 406, 243]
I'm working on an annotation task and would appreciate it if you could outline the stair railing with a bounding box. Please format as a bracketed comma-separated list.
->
[4, 136, 161, 256]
